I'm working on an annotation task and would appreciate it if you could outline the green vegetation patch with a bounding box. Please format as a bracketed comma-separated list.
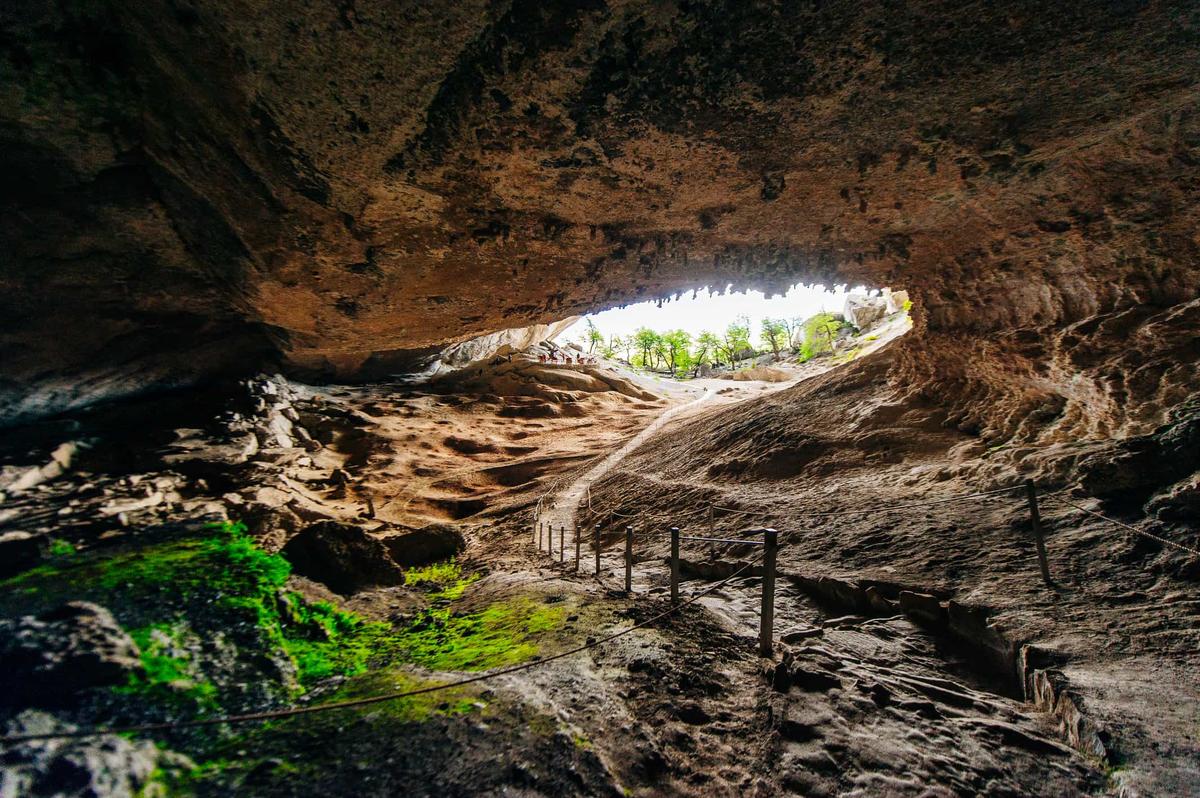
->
[0, 521, 290, 614]
[404, 558, 479, 601]
[0, 518, 574, 785]
[47, 538, 76, 558]
[403, 597, 568, 672]
[799, 313, 848, 361]
[117, 622, 219, 713]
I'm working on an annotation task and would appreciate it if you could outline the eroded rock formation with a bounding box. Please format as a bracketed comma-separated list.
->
[2, 1, 1198, 459]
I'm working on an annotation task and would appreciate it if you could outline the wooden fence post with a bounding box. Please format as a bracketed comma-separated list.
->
[760, 528, 778, 657]
[575, 522, 582, 572]
[1025, 479, 1053, 586]
[594, 523, 601, 576]
[670, 527, 680, 605]
[560, 525, 565, 564]
[624, 526, 633, 593]
[538, 522, 543, 553]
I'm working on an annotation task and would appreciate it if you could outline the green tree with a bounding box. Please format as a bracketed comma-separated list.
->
[600, 334, 622, 360]
[760, 318, 789, 358]
[633, 328, 660, 369]
[661, 329, 692, 376]
[718, 316, 753, 367]
[799, 313, 844, 361]
[780, 316, 802, 352]
[692, 330, 721, 374]
[584, 319, 605, 354]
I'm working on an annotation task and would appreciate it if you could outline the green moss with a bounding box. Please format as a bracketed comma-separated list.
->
[0, 517, 568, 773]
[404, 558, 480, 602]
[402, 597, 567, 672]
[48, 538, 75, 558]
[116, 622, 219, 714]
[0, 521, 290, 615]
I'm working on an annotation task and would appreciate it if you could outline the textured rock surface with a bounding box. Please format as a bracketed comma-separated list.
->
[0, 531, 46, 578]
[381, 524, 466, 567]
[0, 602, 143, 706]
[1, 0, 1197, 441]
[281, 520, 406, 594]
[0, 711, 192, 798]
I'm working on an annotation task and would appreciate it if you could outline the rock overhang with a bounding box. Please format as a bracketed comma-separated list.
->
[0, 0, 1197, 436]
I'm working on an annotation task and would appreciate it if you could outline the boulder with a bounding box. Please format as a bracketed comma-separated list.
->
[1, 710, 193, 797]
[883, 288, 910, 314]
[381, 524, 466, 567]
[281, 521, 405, 594]
[0, 602, 143, 706]
[0, 531, 47, 578]
[842, 294, 888, 329]
[438, 318, 579, 368]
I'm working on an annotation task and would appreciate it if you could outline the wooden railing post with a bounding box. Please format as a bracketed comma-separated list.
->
[575, 522, 582, 572]
[624, 526, 633, 593]
[759, 528, 778, 657]
[670, 527, 680, 605]
[594, 523, 601, 576]
[538, 522, 543, 553]
[560, 525, 565, 564]
[1025, 479, 1053, 586]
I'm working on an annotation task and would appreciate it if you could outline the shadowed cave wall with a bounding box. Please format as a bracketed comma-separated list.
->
[1, 0, 1198, 472]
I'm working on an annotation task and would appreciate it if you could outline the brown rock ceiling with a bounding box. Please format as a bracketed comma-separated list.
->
[1, 0, 1198, 444]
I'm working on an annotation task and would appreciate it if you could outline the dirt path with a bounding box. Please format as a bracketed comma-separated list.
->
[536, 388, 714, 549]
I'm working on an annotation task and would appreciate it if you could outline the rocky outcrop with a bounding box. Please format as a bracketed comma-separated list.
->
[0, 531, 46, 578]
[281, 520, 405, 594]
[1, 1, 1197, 452]
[1, 711, 192, 798]
[842, 294, 889, 330]
[381, 524, 465, 568]
[438, 318, 580, 369]
[0, 602, 143, 706]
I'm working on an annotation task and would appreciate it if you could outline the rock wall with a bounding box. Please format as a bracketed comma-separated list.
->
[1, 0, 1198, 437]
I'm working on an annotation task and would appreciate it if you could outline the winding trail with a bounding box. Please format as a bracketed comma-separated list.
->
[537, 387, 714, 546]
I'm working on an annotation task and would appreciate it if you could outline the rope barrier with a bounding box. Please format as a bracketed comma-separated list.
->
[1044, 494, 1200, 557]
[581, 485, 1029, 531]
[783, 484, 1028, 518]
[679, 535, 765, 546]
[0, 560, 760, 745]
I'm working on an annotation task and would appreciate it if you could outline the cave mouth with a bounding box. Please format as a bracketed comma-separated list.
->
[2, 0, 1199, 793]
[549, 281, 911, 379]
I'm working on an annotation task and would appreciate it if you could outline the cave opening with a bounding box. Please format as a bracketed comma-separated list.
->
[551, 281, 912, 381]
[2, 2, 1198, 794]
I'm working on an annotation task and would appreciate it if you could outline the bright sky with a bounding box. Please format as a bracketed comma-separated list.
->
[557, 283, 871, 343]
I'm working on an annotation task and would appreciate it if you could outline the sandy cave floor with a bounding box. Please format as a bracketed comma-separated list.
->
[0, 351, 1194, 796]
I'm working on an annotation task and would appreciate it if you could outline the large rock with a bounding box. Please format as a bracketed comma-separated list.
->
[381, 524, 466, 568]
[437, 318, 580, 369]
[842, 294, 889, 330]
[883, 288, 910, 314]
[0, 531, 47, 578]
[0, 710, 192, 798]
[0, 602, 143, 707]
[281, 521, 405, 594]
